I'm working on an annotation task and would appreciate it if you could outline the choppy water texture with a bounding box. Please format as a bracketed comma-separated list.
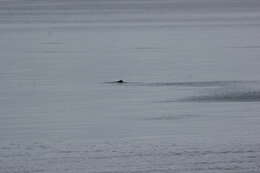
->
[1, 0, 260, 172]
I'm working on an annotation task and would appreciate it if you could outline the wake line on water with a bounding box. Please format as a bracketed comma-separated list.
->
[104, 80, 260, 87]
[105, 80, 260, 102]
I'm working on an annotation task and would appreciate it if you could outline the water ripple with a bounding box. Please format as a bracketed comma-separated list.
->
[179, 90, 260, 102]
[105, 80, 260, 87]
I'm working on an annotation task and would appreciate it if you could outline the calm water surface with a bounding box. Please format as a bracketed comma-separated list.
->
[1, 0, 260, 172]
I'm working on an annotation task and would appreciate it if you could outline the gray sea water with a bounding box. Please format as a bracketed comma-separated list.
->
[1, 0, 260, 172]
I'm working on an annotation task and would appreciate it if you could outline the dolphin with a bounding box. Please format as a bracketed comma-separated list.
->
[116, 80, 125, 83]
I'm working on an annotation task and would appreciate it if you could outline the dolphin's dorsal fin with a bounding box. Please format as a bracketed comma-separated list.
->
[117, 80, 125, 83]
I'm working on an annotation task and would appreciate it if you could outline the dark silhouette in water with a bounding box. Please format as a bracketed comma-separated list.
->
[116, 80, 125, 83]
[104, 80, 127, 84]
